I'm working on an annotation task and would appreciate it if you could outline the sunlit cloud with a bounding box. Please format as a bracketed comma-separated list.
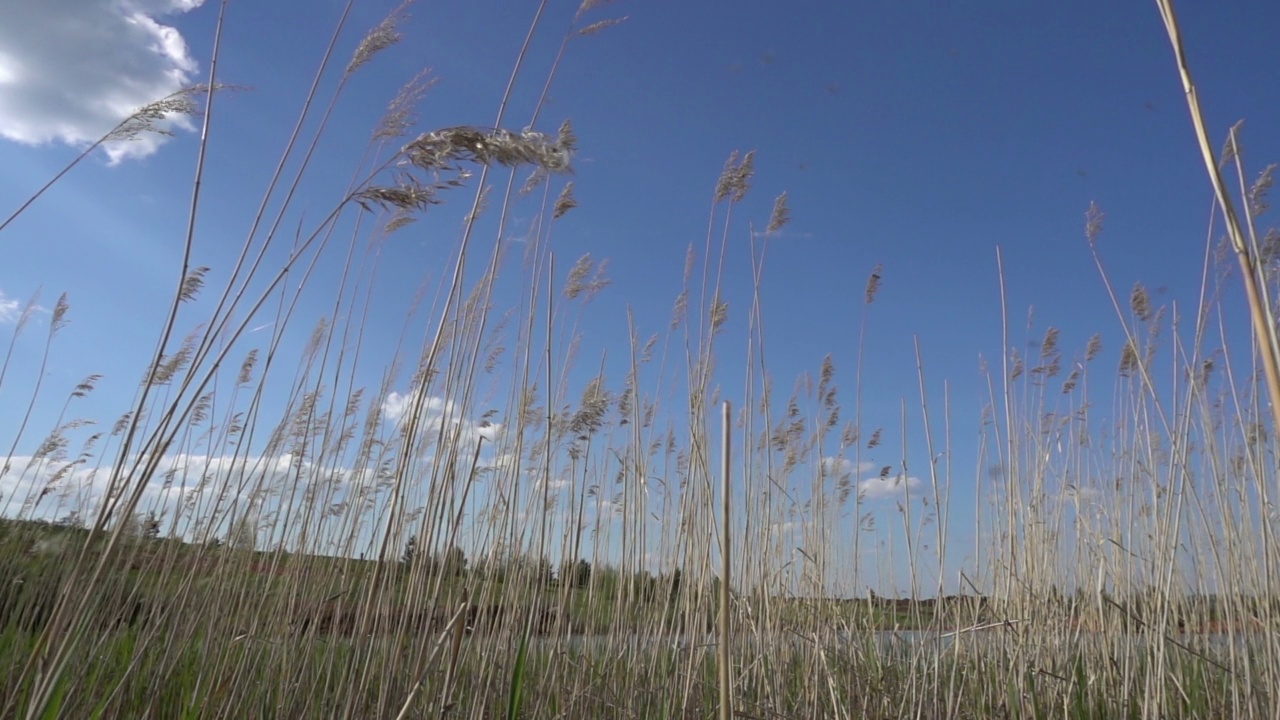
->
[0, 0, 205, 163]
[858, 473, 925, 501]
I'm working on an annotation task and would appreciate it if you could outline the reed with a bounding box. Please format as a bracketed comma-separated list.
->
[0, 1, 1277, 718]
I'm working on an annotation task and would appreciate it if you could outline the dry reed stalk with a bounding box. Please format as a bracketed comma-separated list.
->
[9, 0, 1280, 715]
[717, 400, 733, 720]
[1154, 0, 1280, 433]
[0, 84, 229, 238]
[17, 0, 239, 697]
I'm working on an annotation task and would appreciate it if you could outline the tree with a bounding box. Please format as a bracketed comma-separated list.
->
[402, 535, 419, 566]
[594, 565, 620, 596]
[56, 511, 84, 529]
[117, 511, 160, 541]
[473, 553, 502, 582]
[401, 536, 443, 578]
[228, 510, 257, 551]
[442, 545, 466, 577]
[634, 571, 657, 602]
[534, 556, 554, 587]
[561, 559, 591, 589]
[139, 511, 161, 540]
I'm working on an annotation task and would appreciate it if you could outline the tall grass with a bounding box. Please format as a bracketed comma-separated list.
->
[1, 1, 1278, 718]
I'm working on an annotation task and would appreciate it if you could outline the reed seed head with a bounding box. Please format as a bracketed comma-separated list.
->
[402, 126, 574, 174]
[1119, 340, 1139, 377]
[576, 0, 618, 18]
[178, 267, 210, 303]
[1085, 333, 1102, 362]
[1085, 202, 1104, 246]
[564, 254, 611, 302]
[71, 374, 103, 399]
[710, 295, 728, 333]
[347, 1, 413, 76]
[238, 349, 259, 386]
[1218, 120, 1245, 169]
[50, 293, 70, 334]
[373, 69, 438, 141]
[384, 212, 417, 235]
[353, 173, 466, 213]
[1249, 163, 1276, 218]
[1130, 283, 1152, 322]
[1060, 368, 1080, 394]
[106, 84, 235, 144]
[554, 182, 578, 219]
[579, 17, 629, 37]
[520, 167, 548, 196]
[1039, 327, 1059, 359]
[714, 150, 756, 203]
[670, 291, 687, 330]
[767, 191, 791, 233]
[865, 264, 883, 304]
[13, 290, 42, 335]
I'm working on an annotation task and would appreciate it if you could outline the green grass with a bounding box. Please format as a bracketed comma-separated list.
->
[2, 1, 1280, 718]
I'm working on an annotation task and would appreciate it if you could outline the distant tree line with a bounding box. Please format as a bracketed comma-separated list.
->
[400, 535, 467, 577]
[396, 536, 685, 601]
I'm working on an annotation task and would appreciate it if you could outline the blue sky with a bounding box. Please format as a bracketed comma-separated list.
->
[1, 0, 1278, 595]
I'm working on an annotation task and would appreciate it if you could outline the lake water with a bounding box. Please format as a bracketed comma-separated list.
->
[546, 627, 1271, 661]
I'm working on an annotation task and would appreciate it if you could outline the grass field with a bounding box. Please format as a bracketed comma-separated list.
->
[3, 0, 1280, 718]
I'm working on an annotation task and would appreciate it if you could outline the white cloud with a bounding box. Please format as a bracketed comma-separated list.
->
[0, 289, 49, 326]
[0, 449, 382, 542]
[381, 389, 502, 443]
[491, 451, 521, 471]
[0, 0, 205, 163]
[382, 390, 451, 425]
[535, 472, 570, 491]
[1062, 484, 1104, 506]
[0, 290, 19, 324]
[858, 473, 925, 501]
[820, 456, 874, 476]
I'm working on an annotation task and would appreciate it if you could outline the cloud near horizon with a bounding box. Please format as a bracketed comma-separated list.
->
[0, 0, 205, 163]
[381, 389, 503, 444]
[0, 450, 374, 535]
[0, 290, 20, 324]
[821, 456, 875, 476]
[858, 473, 926, 501]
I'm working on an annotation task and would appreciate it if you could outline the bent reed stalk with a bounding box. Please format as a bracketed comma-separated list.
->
[0, 2, 1278, 719]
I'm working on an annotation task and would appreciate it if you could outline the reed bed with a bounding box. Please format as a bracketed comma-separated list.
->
[1, 1, 1278, 718]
